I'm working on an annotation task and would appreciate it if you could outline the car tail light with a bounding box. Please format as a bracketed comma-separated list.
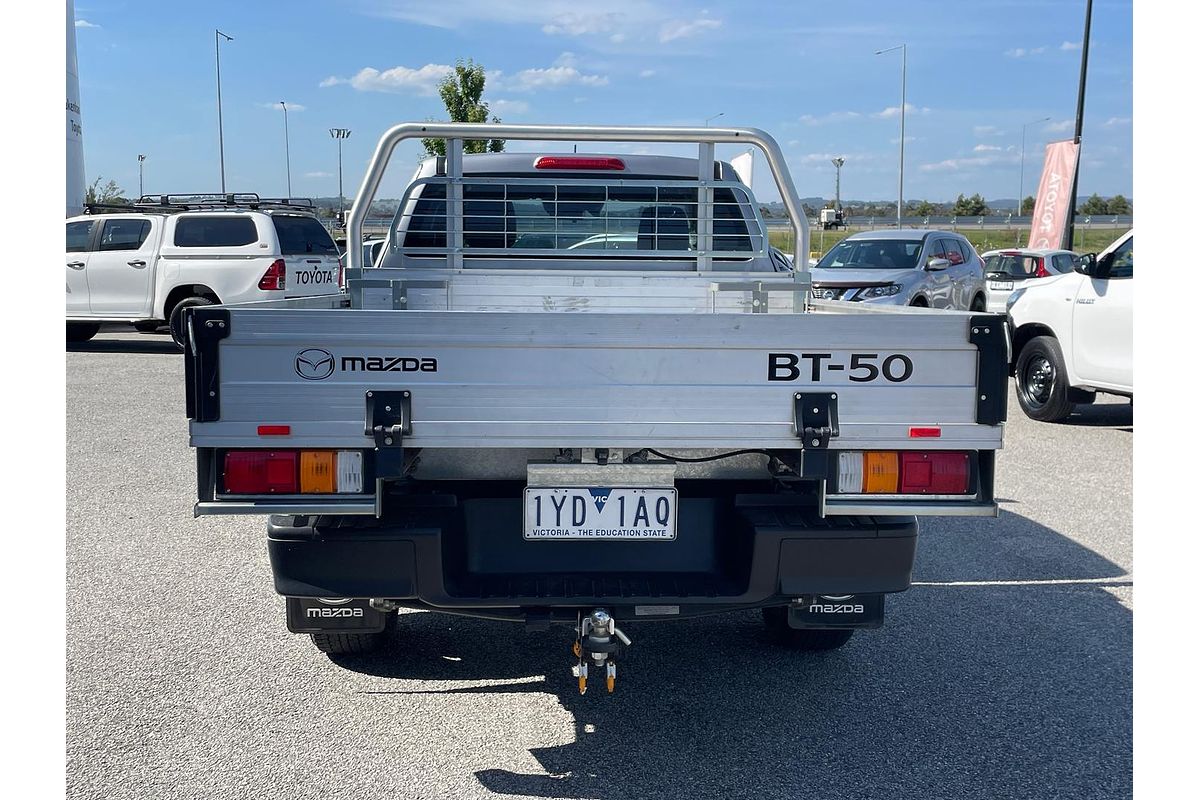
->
[899, 452, 970, 494]
[1034, 257, 1050, 278]
[222, 450, 365, 494]
[837, 451, 971, 494]
[223, 451, 298, 494]
[258, 258, 286, 290]
[534, 156, 626, 171]
[863, 452, 899, 493]
[337, 255, 345, 289]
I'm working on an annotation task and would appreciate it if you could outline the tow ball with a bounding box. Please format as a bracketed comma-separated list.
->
[572, 609, 632, 694]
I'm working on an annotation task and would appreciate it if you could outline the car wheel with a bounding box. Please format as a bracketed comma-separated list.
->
[1015, 335, 1073, 422]
[310, 631, 386, 655]
[761, 607, 855, 651]
[66, 323, 100, 343]
[969, 294, 986, 311]
[168, 297, 214, 351]
[909, 296, 928, 308]
[134, 321, 164, 333]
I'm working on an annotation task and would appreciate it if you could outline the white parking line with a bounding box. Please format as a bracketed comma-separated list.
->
[913, 576, 1132, 587]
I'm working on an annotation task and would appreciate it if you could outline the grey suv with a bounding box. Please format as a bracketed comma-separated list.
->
[810, 229, 987, 310]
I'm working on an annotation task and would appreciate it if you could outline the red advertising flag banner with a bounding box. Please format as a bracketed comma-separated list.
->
[1027, 139, 1080, 250]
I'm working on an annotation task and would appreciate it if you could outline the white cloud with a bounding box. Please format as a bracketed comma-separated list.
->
[1103, 116, 1132, 127]
[658, 17, 722, 43]
[973, 143, 1002, 152]
[75, 19, 100, 28]
[491, 98, 530, 116]
[874, 103, 929, 119]
[1060, 40, 1082, 51]
[974, 125, 1002, 137]
[499, 65, 609, 92]
[542, 12, 623, 36]
[1045, 119, 1074, 133]
[639, 69, 657, 78]
[1005, 46, 1047, 58]
[920, 152, 1018, 172]
[320, 63, 453, 95]
[305, 171, 333, 179]
[796, 110, 861, 126]
[610, 33, 627, 43]
[258, 102, 306, 112]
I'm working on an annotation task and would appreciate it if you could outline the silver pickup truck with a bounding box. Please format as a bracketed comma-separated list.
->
[185, 123, 1006, 693]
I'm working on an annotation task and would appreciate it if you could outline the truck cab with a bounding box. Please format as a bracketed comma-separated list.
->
[1007, 229, 1133, 421]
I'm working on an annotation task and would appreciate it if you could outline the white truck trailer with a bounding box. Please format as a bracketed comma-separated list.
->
[184, 123, 1007, 692]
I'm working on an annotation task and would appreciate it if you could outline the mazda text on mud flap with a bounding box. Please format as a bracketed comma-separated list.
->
[184, 121, 1006, 694]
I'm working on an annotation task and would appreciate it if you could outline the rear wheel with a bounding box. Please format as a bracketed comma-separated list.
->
[66, 323, 100, 343]
[310, 631, 386, 655]
[969, 294, 986, 311]
[134, 320, 164, 333]
[168, 296, 214, 350]
[762, 607, 855, 651]
[909, 296, 928, 308]
[1015, 335, 1073, 422]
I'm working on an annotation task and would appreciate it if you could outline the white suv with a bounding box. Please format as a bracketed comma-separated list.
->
[66, 196, 342, 348]
[1007, 229, 1132, 421]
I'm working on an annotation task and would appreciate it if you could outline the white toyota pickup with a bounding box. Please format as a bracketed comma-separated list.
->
[183, 123, 1008, 691]
[66, 195, 342, 348]
[1007, 229, 1133, 421]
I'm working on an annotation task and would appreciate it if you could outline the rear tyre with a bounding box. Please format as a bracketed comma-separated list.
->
[1015, 335, 1073, 422]
[134, 321, 164, 333]
[168, 296, 214, 350]
[762, 607, 855, 651]
[310, 630, 386, 655]
[969, 294, 986, 312]
[909, 296, 928, 308]
[66, 323, 100, 343]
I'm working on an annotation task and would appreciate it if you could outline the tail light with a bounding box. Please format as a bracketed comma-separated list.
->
[837, 451, 971, 495]
[222, 449, 364, 494]
[1034, 257, 1050, 278]
[258, 258, 286, 290]
[337, 255, 345, 289]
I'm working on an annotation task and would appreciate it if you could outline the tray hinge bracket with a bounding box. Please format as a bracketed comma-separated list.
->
[794, 392, 840, 449]
[365, 390, 412, 480]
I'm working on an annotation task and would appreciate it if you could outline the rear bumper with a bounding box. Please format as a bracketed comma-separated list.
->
[266, 486, 918, 618]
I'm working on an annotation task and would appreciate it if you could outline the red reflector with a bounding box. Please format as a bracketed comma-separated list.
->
[908, 427, 941, 438]
[257, 425, 291, 436]
[258, 259, 286, 290]
[223, 451, 298, 494]
[534, 156, 626, 171]
[899, 452, 969, 494]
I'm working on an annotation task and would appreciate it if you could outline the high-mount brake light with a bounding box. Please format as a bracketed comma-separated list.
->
[258, 258, 286, 290]
[899, 452, 970, 494]
[223, 451, 298, 494]
[534, 156, 626, 171]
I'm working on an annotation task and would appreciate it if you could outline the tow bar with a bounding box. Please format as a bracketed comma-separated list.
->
[572, 609, 632, 694]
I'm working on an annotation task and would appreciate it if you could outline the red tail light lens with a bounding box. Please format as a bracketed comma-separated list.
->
[1034, 257, 1050, 278]
[534, 156, 626, 171]
[258, 259, 286, 290]
[337, 255, 345, 289]
[898, 452, 969, 494]
[223, 451, 298, 494]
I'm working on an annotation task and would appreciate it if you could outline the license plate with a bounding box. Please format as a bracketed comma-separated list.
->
[988, 280, 1014, 290]
[523, 487, 677, 540]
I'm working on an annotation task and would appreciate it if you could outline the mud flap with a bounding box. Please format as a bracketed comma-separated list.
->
[787, 594, 885, 629]
[285, 598, 388, 634]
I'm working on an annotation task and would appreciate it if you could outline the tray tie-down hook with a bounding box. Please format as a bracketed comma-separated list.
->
[572, 608, 632, 694]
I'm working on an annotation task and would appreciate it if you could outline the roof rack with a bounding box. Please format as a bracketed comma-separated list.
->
[83, 194, 317, 215]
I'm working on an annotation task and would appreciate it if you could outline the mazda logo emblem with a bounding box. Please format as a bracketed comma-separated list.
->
[295, 348, 335, 380]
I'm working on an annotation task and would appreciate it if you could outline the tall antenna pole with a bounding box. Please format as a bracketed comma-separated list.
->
[215, 29, 233, 193]
[1063, 0, 1094, 249]
[330, 128, 352, 223]
[138, 154, 146, 197]
[876, 43, 907, 226]
[280, 101, 292, 198]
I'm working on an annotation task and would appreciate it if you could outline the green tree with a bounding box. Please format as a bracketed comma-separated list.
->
[85, 176, 127, 205]
[1020, 195, 1035, 215]
[952, 193, 987, 216]
[421, 59, 505, 157]
[1080, 193, 1109, 215]
[913, 200, 938, 217]
[1107, 194, 1131, 215]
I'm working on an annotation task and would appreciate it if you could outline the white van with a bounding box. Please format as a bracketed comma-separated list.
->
[66, 196, 342, 348]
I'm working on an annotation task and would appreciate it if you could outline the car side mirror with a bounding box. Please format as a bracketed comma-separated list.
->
[1091, 251, 1115, 279]
[1076, 253, 1097, 274]
[926, 257, 950, 271]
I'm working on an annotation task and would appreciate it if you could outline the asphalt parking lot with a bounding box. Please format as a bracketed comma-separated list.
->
[66, 328, 1132, 800]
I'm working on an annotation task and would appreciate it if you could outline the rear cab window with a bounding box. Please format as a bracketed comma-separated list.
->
[98, 218, 152, 251]
[67, 220, 95, 252]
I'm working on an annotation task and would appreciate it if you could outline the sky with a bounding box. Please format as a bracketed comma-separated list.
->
[73, 0, 1132, 205]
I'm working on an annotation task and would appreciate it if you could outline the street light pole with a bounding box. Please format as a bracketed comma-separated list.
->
[215, 29, 233, 193]
[831, 157, 845, 211]
[329, 128, 352, 224]
[137, 154, 146, 197]
[280, 101, 292, 198]
[1019, 116, 1051, 217]
[875, 44, 906, 226]
[704, 112, 725, 127]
